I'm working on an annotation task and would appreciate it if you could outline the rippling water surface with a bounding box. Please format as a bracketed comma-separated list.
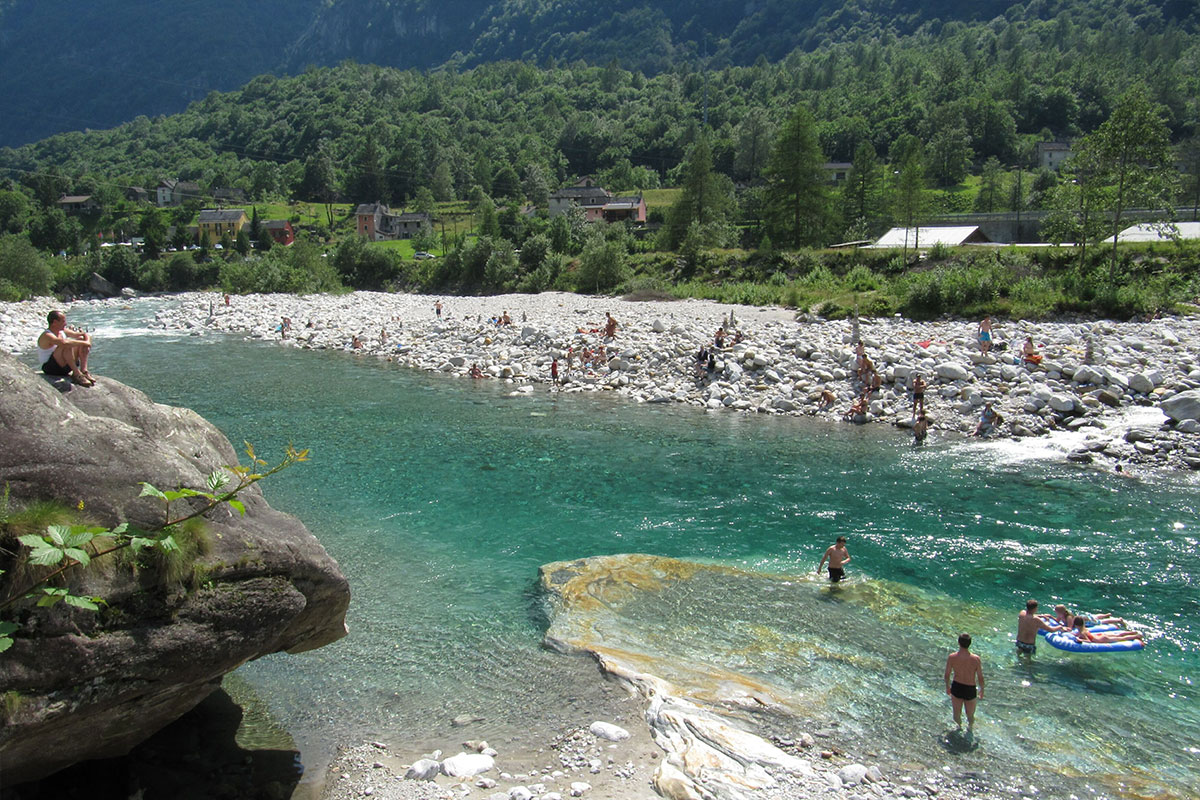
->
[67, 302, 1200, 798]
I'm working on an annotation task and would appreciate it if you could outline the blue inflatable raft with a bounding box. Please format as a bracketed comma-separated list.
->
[1039, 623, 1144, 653]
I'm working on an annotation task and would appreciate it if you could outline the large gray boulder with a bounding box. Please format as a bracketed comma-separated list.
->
[87, 271, 120, 298]
[0, 352, 350, 784]
[1161, 389, 1200, 423]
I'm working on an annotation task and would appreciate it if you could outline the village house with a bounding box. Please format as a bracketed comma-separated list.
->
[125, 186, 150, 203]
[822, 162, 853, 184]
[156, 179, 203, 207]
[601, 195, 647, 224]
[549, 179, 612, 221]
[1035, 142, 1073, 172]
[355, 202, 431, 241]
[57, 195, 100, 214]
[196, 209, 248, 245]
[262, 219, 295, 246]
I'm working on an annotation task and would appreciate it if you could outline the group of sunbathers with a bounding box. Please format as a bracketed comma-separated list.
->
[1017, 599, 1144, 655]
[844, 342, 882, 420]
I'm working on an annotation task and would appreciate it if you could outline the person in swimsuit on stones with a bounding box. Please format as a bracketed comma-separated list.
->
[977, 316, 993, 353]
[37, 310, 95, 386]
[911, 372, 926, 417]
[817, 536, 850, 582]
[944, 633, 984, 729]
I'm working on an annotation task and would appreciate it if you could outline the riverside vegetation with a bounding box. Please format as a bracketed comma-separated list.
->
[0, 444, 308, 654]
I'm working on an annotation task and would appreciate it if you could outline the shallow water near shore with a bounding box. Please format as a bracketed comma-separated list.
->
[62, 302, 1200, 798]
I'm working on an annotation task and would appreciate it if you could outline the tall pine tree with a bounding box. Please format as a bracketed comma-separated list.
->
[763, 104, 829, 248]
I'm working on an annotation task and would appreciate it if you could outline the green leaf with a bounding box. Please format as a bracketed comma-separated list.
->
[36, 588, 66, 607]
[0, 621, 18, 635]
[23, 541, 65, 567]
[109, 523, 128, 535]
[0, 637, 12, 653]
[157, 535, 179, 553]
[63, 594, 100, 611]
[63, 529, 96, 550]
[227, 499, 246, 516]
[62, 548, 91, 566]
[139, 483, 168, 501]
[129, 537, 157, 550]
[207, 471, 230, 493]
[46, 525, 70, 546]
[17, 533, 48, 549]
[174, 488, 210, 499]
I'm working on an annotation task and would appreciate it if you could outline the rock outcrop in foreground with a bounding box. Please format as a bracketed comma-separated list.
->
[0, 351, 350, 784]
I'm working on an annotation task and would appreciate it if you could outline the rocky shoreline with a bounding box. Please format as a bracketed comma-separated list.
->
[6, 290, 1194, 472]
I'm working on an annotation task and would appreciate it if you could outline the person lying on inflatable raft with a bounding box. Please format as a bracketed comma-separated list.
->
[1037, 607, 1145, 652]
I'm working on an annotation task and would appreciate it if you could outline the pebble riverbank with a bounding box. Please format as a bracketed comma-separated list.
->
[6, 290, 1196, 472]
[315, 720, 1000, 800]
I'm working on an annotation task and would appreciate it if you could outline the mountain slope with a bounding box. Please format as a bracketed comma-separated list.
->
[0, 0, 1196, 148]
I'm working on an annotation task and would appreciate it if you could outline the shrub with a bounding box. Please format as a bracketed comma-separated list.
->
[843, 264, 880, 292]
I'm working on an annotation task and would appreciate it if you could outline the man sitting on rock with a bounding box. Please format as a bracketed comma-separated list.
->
[36, 310, 95, 386]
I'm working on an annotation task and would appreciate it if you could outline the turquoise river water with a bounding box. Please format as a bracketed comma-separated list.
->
[58, 302, 1199, 799]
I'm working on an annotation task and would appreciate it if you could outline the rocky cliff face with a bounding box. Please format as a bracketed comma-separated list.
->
[0, 352, 350, 784]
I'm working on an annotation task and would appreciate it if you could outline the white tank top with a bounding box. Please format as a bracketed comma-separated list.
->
[36, 329, 57, 365]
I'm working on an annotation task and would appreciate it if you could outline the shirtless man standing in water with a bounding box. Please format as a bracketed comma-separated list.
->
[817, 536, 850, 582]
[1016, 598, 1063, 657]
[944, 633, 984, 729]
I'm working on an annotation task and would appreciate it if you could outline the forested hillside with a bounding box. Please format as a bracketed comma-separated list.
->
[4, 0, 1197, 201]
[0, 0, 1195, 147]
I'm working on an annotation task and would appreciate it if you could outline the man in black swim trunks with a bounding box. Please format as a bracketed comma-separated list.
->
[817, 536, 850, 582]
[1016, 598, 1063, 658]
[944, 633, 984, 729]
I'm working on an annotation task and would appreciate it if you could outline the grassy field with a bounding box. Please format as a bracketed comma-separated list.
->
[642, 188, 680, 212]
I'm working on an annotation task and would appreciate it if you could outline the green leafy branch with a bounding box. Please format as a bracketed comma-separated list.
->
[0, 443, 308, 653]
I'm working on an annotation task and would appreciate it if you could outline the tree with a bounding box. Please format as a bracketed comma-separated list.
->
[346, 133, 388, 204]
[235, 227, 252, 256]
[842, 141, 882, 232]
[576, 239, 628, 294]
[299, 143, 339, 227]
[249, 207, 262, 242]
[892, 145, 930, 262]
[521, 163, 550, 206]
[928, 126, 973, 187]
[476, 197, 500, 239]
[1083, 87, 1177, 272]
[0, 234, 52, 298]
[664, 135, 735, 249]
[432, 162, 455, 202]
[0, 190, 30, 235]
[733, 108, 774, 182]
[1042, 146, 1107, 270]
[414, 187, 436, 218]
[1179, 136, 1200, 222]
[28, 207, 80, 254]
[975, 157, 1005, 212]
[763, 104, 829, 248]
[493, 164, 521, 200]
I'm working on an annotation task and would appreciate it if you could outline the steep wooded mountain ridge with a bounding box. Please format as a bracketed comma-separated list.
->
[0, 0, 1195, 148]
[2, 0, 1196, 206]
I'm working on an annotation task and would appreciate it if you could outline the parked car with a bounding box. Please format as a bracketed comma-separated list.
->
[414, 251, 436, 260]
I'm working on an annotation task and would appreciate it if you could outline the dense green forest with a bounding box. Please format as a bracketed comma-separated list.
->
[0, 0, 1196, 147]
[0, 0, 1198, 319]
